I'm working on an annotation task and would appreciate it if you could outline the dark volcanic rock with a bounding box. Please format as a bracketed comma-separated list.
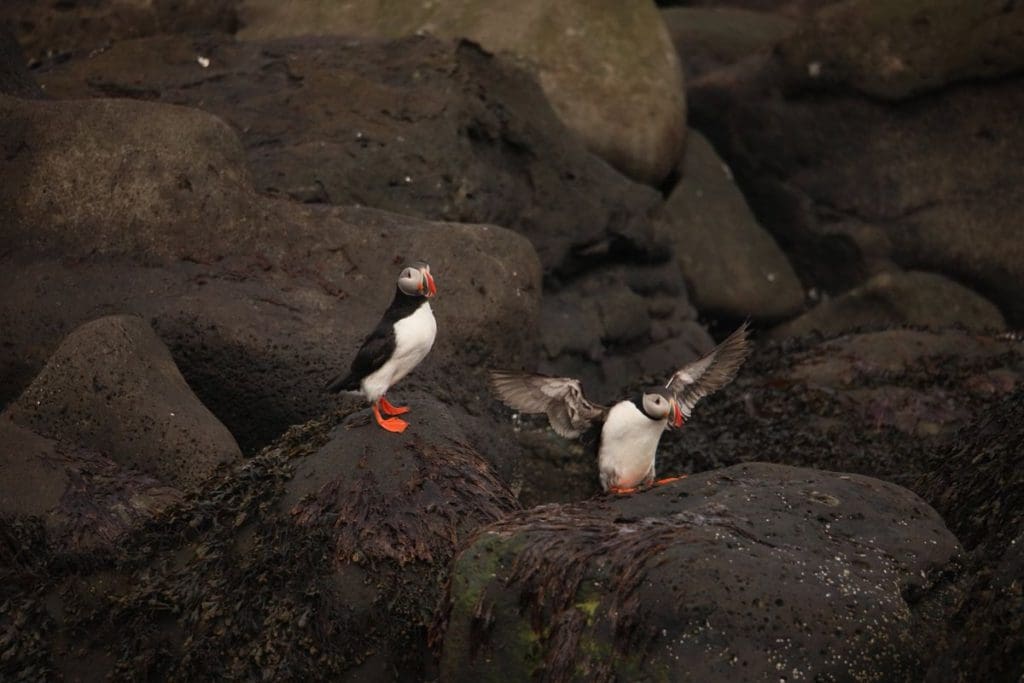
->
[0, 93, 542, 453]
[3, 315, 241, 489]
[916, 389, 1024, 682]
[37, 33, 663, 274]
[0, 417, 182, 553]
[0, 398, 519, 680]
[439, 463, 959, 682]
[691, 55, 1024, 326]
[658, 129, 803, 321]
[769, 270, 1005, 339]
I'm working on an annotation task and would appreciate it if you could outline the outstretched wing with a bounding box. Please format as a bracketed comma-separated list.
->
[490, 371, 607, 439]
[666, 322, 751, 418]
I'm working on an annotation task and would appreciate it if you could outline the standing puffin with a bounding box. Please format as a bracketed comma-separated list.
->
[491, 323, 750, 493]
[326, 261, 437, 433]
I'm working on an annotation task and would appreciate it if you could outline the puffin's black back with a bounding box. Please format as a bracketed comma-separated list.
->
[325, 287, 425, 392]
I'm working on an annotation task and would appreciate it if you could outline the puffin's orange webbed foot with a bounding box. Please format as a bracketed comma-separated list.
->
[653, 475, 687, 487]
[373, 404, 408, 433]
[608, 486, 638, 495]
[378, 396, 409, 416]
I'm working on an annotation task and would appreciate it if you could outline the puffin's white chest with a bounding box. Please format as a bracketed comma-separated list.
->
[598, 400, 666, 489]
[361, 302, 436, 401]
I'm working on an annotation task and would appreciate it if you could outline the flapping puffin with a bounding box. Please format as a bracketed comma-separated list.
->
[326, 261, 437, 433]
[491, 322, 750, 493]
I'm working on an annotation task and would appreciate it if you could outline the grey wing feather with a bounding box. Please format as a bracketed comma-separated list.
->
[666, 322, 751, 418]
[490, 371, 607, 439]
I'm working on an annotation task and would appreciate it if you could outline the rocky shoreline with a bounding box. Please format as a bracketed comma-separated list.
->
[2, 1, 1022, 680]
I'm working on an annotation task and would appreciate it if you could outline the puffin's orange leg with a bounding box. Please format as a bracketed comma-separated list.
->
[373, 402, 408, 433]
[608, 486, 638, 495]
[653, 475, 687, 487]
[378, 396, 409, 416]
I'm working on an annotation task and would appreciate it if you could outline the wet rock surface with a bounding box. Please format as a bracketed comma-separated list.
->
[4, 315, 241, 489]
[440, 462, 960, 682]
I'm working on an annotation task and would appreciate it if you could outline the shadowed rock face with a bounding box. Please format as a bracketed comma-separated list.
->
[439, 463, 960, 682]
[4, 315, 241, 490]
[0, 397, 520, 681]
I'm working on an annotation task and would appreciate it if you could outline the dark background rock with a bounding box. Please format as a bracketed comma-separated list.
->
[690, 56, 1024, 327]
[0, 0, 237, 64]
[662, 6, 796, 80]
[658, 129, 804, 321]
[3, 315, 241, 490]
[0, 24, 41, 97]
[769, 270, 1006, 339]
[440, 463, 960, 681]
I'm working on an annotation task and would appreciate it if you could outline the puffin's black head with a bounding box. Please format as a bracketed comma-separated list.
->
[397, 261, 437, 298]
[637, 387, 683, 428]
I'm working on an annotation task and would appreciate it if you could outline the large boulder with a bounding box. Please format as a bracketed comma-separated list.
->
[769, 270, 1005, 338]
[0, 417, 183, 553]
[236, 0, 685, 185]
[916, 389, 1024, 682]
[0, 94, 543, 453]
[690, 58, 1024, 326]
[3, 315, 241, 489]
[0, 397, 519, 680]
[658, 129, 803, 321]
[37, 34, 662, 274]
[439, 463, 960, 681]
[778, 0, 1024, 99]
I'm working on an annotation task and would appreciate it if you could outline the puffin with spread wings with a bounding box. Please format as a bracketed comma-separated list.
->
[491, 323, 750, 493]
[325, 261, 437, 433]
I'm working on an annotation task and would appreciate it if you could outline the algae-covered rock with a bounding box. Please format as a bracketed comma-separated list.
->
[779, 0, 1024, 99]
[439, 463, 960, 681]
[237, 0, 685, 185]
[0, 396, 519, 680]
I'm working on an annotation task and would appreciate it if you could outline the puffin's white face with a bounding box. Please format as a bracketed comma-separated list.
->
[642, 390, 683, 428]
[397, 262, 437, 298]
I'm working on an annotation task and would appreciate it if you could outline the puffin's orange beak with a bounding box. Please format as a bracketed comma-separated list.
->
[670, 399, 684, 429]
[421, 269, 437, 297]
